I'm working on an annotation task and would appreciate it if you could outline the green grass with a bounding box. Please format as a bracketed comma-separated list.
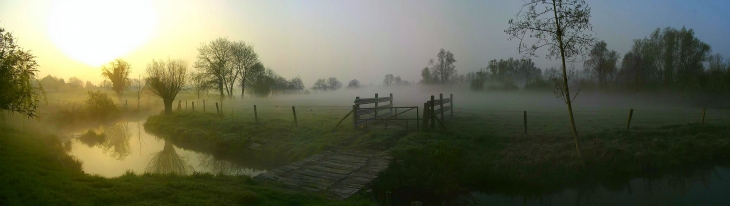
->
[0, 126, 374, 205]
[143, 108, 730, 198]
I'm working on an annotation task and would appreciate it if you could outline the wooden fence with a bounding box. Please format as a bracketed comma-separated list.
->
[353, 93, 419, 130]
[423, 93, 453, 129]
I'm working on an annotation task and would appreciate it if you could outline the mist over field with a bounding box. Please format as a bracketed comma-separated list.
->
[2, 0, 730, 205]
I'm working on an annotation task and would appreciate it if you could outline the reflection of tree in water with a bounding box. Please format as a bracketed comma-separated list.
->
[145, 139, 192, 174]
[101, 122, 131, 160]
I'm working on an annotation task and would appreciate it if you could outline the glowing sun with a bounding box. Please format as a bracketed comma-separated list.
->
[48, 0, 157, 67]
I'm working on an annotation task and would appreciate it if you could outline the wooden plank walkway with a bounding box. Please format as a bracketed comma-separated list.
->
[254, 150, 392, 199]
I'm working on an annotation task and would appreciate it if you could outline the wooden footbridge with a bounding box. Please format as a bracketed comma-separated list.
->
[254, 150, 392, 199]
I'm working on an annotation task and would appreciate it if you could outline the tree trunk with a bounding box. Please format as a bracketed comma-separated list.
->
[163, 98, 173, 114]
[553, 0, 582, 158]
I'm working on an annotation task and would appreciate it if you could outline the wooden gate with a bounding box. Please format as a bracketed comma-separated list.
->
[353, 93, 419, 130]
[423, 93, 453, 129]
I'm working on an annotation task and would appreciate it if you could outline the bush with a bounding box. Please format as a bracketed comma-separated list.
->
[85, 90, 119, 121]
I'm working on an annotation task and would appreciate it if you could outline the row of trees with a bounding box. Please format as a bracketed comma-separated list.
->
[192, 38, 304, 98]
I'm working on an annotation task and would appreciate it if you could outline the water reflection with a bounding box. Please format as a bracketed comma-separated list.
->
[101, 122, 132, 160]
[66, 120, 269, 177]
[145, 139, 193, 175]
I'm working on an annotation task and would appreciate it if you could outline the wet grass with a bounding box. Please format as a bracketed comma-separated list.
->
[0, 126, 374, 205]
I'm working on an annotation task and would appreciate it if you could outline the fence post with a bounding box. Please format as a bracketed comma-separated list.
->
[254, 105, 258, 123]
[375, 93, 379, 118]
[389, 93, 393, 115]
[192, 102, 195, 111]
[354, 97, 360, 129]
[422, 102, 429, 130]
[178, 100, 181, 111]
[430, 95, 435, 129]
[702, 108, 706, 125]
[524, 111, 527, 135]
[439, 93, 444, 123]
[450, 94, 453, 118]
[203, 99, 206, 113]
[215, 102, 220, 115]
[626, 109, 633, 130]
[416, 106, 420, 131]
[292, 106, 298, 126]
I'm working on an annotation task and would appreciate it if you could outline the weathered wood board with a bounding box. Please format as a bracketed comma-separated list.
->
[254, 150, 392, 199]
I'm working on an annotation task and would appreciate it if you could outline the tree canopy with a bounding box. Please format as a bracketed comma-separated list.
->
[0, 27, 43, 117]
[101, 59, 132, 98]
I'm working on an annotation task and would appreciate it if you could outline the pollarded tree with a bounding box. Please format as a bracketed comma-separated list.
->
[146, 59, 188, 114]
[0, 27, 44, 117]
[101, 59, 132, 98]
[506, 0, 597, 158]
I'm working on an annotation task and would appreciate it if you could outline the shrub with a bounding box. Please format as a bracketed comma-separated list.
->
[85, 90, 119, 121]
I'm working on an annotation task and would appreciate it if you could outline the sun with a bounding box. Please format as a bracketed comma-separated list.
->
[48, 0, 157, 67]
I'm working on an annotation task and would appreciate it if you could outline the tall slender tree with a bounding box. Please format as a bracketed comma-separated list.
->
[506, 0, 597, 158]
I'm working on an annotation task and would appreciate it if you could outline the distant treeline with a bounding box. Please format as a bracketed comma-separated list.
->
[422, 27, 730, 94]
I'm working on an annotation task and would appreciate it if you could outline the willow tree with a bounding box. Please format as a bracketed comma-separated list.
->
[506, 0, 596, 157]
[0, 27, 44, 118]
[101, 59, 131, 98]
[146, 59, 187, 114]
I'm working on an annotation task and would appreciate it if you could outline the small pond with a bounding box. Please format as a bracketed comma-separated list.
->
[64, 120, 266, 178]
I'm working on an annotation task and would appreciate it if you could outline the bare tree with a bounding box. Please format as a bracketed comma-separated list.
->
[326, 77, 342, 90]
[194, 38, 231, 99]
[146, 59, 188, 114]
[427, 49, 457, 84]
[230, 41, 259, 97]
[101, 59, 132, 99]
[506, 0, 596, 158]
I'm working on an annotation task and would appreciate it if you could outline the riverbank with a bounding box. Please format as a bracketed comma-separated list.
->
[0, 126, 372, 205]
[144, 111, 730, 203]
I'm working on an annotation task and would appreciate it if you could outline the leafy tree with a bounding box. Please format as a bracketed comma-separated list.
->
[312, 78, 328, 91]
[327, 77, 342, 90]
[584, 41, 619, 89]
[68, 77, 84, 89]
[383, 74, 394, 86]
[101, 59, 132, 98]
[506, 0, 597, 158]
[288, 76, 304, 90]
[146, 59, 188, 114]
[0, 27, 43, 117]
[427, 49, 457, 84]
[420, 67, 432, 84]
[347, 79, 361, 88]
[85, 90, 119, 121]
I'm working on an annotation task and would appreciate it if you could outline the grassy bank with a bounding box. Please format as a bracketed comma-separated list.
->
[144, 110, 730, 203]
[0, 126, 373, 205]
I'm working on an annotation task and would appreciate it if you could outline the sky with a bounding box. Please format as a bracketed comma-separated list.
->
[1, 0, 729, 87]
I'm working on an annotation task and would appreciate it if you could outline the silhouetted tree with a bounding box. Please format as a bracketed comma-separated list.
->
[327, 77, 342, 90]
[347, 79, 361, 88]
[146, 59, 188, 114]
[312, 78, 328, 91]
[427, 49, 457, 84]
[101, 59, 132, 99]
[420, 67, 432, 84]
[288, 76, 304, 90]
[195, 38, 232, 98]
[584, 41, 619, 89]
[230, 41, 259, 97]
[506, 0, 597, 158]
[0, 27, 43, 117]
[68, 77, 84, 89]
[189, 71, 213, 99]
[383, 74, 394, 86]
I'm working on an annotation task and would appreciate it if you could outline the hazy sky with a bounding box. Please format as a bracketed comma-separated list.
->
[1, 0, 729, 87]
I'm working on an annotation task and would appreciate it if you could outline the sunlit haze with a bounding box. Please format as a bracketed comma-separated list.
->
[1, 0, 729, 86]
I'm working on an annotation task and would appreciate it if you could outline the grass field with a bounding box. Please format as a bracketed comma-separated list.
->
[4, 87, 730, 204]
